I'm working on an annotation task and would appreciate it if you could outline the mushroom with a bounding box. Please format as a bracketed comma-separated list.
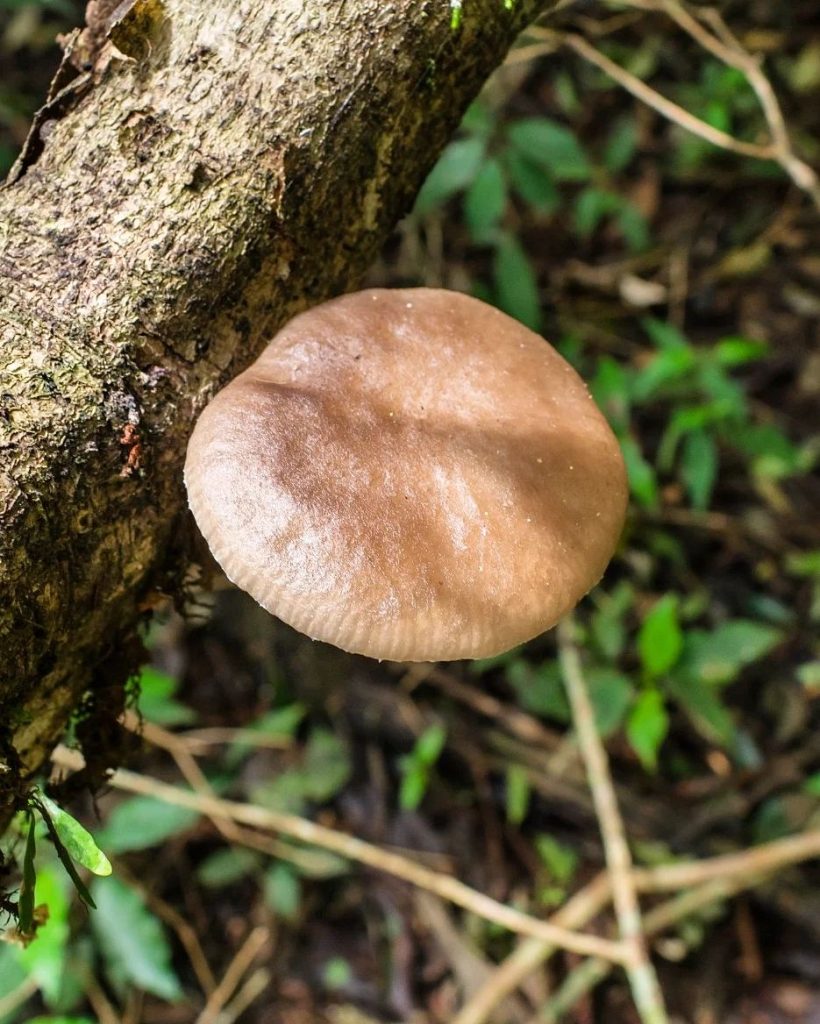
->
[184, 288, 628, 662]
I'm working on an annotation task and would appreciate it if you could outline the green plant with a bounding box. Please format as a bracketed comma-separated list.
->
[5, 791, 111, 942]
[413, 97, 651, 330]
[591, 319, 814, 511]
[398, 723, 447, 810]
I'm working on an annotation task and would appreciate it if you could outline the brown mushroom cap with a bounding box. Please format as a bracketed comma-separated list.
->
[184, 288, 628, 661]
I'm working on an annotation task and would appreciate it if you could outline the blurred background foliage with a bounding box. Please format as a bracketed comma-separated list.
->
[1, 1, 819, 1022]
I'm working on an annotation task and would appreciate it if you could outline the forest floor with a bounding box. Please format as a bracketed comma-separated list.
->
[1, 1, 819, 1022]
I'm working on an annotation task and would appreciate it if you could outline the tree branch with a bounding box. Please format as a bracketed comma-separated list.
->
[0, 0, 555, 816]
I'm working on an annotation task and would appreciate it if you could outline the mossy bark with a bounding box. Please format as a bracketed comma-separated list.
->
[0, 0, 554, 819]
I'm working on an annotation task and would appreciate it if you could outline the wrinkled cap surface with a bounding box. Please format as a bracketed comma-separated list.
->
[184, 288, 628, 661]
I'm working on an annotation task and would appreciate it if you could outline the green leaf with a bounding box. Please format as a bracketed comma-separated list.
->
[32, 800, 96, 910]
[227, 704, 306, 765]
[414, 723, 447, 766]
[263, 863, 301, 921]
[638, 595, 683, 678]
[96, 796, 199, 854]
[36, 794, 111, 877]
[398, 764, 429, 811]
[725, 423, 808, 480]
[620, 435, 658, 507]
[26, 1018, 97, 1024]
[632, 347, 696, 401]
[642, 317, 690, 351]
[272, 840, 349, 879]
[136, 666, 195, 727]
[665, 674, 737, 749]
[323, 957, 352, 990]
[468, 647, 524, 675]
[19, 814, 37, 936]
[803, 772, 820, 796]
[197, 848, 260, 888]
[603, 116, 638, 173]
[414, 137, 485, 216]
[590, 581, 634, 661]
[586, 668, 634, 737]
[463, 158, 506, 241]
[0, 944, 28, 1005]
[697, 362, 747, 416]
[506, 660, 569, 721]
[534, 834, 578, 884]
[91, 877, 183, 1001]
[26, 1018, 96, 1024]
[590, 357, 631, 431]
[677, 620, 782, 687]
[681, 429, 718, 510]
[460, 101, 494, 139]
[626, 690, 669, 771]
[493, 233, 541, 331]
[574, 187, 620, 237]
[398, 725, 443, 810]
[786, 550, 820, 578]
[507, 117, 590, 181]
[505, 764, 530, 825]
[712, 336, 768, 366]
[658, 402, 726, 471]
[505, 151, 559, 213]
[17, 867, 70, 1005]
[616, 203, 651, 252]
[752, 797, 793, 844]
[301, 728, 352, 802]
[797, 661, 820, 691]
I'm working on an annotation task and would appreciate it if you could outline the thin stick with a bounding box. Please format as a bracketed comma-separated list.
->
[636, 828, 820, 891]
[196, 926, 270, 1024]
[659, 0, 820, 205]
[557, 618, 668, 1024]
[134, 716, 347, 876]
[0, 976, 37, 1020]
[169, 727, 292, 751]
[662, 2, 791, 150]
[541, 876, 745, 1022]
[530, 27, 775, 160]
[402, 664, 561, 750]
[51, 745, 629, 965]
[83, 969, 123, 1024]
[218, 968, 271, 1024]
[524, 20, 820, 211]
[452, 873, 612, 1024]
[452, 827, 820, 1024]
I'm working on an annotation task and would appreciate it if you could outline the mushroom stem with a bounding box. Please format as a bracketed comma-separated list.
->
[557, 616, 669, 1024]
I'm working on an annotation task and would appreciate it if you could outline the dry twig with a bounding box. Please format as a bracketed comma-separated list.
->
[637, 828, 820, 891]
[452, 828, 820, 1023]
[50, 744, 629, 965]
[557, 617, 668, 1024]
[131, 715, 349, 877]
[521, 10, 820, 211]
[217, 968, 271, 1024]
[196, 926, 270, 1024]
[542, 875, 749, 1021]
[0, 977, 37, 1021]
[452, 873, 612, 1024]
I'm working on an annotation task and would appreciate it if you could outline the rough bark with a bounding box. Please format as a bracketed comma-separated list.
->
[0, 0, 555, 816]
